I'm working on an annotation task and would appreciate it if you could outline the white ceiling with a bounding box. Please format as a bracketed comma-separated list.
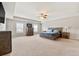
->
[3, 2, 79, 21]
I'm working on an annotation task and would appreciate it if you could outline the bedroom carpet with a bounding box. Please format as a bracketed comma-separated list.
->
[5, 35, 79, 56]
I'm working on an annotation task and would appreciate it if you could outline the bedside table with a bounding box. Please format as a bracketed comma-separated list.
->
[62, 32, 70, 39]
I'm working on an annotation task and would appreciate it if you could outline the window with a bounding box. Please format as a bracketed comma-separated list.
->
[33, 24, 38, 32]
[16, 22, 24, 33]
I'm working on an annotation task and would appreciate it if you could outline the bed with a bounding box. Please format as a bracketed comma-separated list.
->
[40, 27, 63, 40]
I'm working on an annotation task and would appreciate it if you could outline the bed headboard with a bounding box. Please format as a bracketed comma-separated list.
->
[54, 27, 63, 32]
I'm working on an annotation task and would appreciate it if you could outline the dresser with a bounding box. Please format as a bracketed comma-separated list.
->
[0, 31, 12, 55]
[62, 32, 70, 39]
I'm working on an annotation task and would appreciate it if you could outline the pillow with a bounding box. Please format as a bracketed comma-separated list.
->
[48, 28, 54, 32]
[53, 30, 59, 33]
[47, 29, 52, 32]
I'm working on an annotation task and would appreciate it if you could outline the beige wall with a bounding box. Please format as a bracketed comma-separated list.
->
[6, 17, 41, 37]
[2, 2, 15, 19]
[0, 2, 15, 31]
[42, 16, 79, 40]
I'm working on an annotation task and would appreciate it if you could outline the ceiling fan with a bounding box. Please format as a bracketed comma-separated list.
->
[39, 10, 48, 20]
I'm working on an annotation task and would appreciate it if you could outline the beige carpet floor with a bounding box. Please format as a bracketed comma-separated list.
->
[5, 35, 79, 56]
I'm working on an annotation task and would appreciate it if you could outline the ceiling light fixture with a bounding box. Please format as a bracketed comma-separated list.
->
[40, 10, 48, 20]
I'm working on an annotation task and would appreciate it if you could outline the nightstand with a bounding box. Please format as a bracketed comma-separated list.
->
[62, 32, 70, 39]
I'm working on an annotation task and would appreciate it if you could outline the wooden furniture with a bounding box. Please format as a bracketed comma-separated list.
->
[0, 31, 12, 55]
[62, 32, 70, 39]
[26, 23, 34, 36]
